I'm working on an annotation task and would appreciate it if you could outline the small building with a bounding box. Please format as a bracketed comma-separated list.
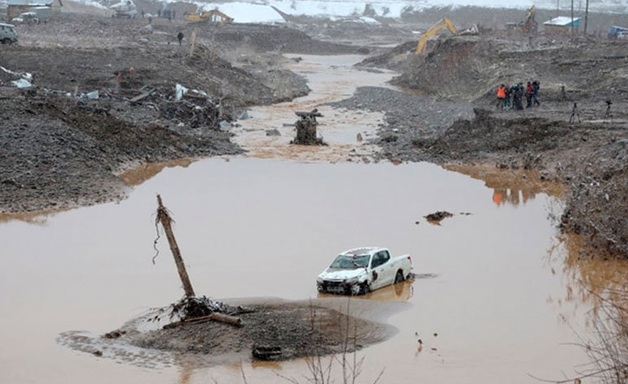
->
[543, 16, 581, 35]
[4, 0, 61, 21]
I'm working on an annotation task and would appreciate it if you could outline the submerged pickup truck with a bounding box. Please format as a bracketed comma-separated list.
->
[316, 247, 412, 295]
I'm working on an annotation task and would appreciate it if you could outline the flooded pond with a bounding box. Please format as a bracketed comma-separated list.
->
[0, 54, 617, 384]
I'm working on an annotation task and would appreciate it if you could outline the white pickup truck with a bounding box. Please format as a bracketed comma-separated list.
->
[316, 247, 412, 295]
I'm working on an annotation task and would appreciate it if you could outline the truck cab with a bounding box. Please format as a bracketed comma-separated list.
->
[0, 22, 17, 44]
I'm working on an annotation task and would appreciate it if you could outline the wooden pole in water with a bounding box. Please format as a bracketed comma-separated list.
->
[156, 194, 196, 298]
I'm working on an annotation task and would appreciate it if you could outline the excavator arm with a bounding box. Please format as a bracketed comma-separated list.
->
[415, 18, 458, 54]
[185, 9, 233, 24]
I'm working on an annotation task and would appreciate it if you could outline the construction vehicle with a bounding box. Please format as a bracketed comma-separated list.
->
[185, 9, 233, 25]
[110, 0, 137, 19]
[415, 18, 458, 54]
[505, 5, 538, 35]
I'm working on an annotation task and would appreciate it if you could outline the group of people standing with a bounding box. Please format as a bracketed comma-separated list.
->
[496, 81, 540, 110]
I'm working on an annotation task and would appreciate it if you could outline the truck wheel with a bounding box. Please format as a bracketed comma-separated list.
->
[394, 270, 405, 284]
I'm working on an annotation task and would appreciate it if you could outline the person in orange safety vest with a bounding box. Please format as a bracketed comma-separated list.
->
[496, 84, 507, 109]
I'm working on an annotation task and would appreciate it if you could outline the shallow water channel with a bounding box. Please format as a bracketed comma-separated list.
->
[0, 55, 611, 384]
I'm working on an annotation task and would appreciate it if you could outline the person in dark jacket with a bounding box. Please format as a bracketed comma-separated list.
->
[513, 83, 524, 110]
[177, 31, 184, 45]
[525, 81, 534, 108]
[532, 80, 540, 106]
[504, 85, 512, 109]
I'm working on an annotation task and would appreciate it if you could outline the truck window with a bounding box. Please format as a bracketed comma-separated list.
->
[371, 251, 390, 268]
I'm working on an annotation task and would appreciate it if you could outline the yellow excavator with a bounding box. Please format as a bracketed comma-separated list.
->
[505, 5, 538, 35]
[415, 18, 458, 54]
[185, 9, 234, 25]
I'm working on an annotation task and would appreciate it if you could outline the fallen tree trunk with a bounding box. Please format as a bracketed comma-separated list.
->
[189, 312, 242, 327]
[163, 312, 242, 329]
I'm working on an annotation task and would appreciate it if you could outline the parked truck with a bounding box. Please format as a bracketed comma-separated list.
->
[316, 247, 412, 295]
[0, 22, 17, 44]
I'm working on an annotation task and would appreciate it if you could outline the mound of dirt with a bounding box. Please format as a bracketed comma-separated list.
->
[0, 87, 241, 212]
[130, 302, 389, 361]
[392, 35, 628, 105]
[58, 299, 394, 367]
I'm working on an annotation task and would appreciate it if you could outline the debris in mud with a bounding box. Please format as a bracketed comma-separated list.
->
[291, 109, 327, 146]
[252, 345, 283, 361]
[424, 211, 454, 225]
[168, 296, 228, 321]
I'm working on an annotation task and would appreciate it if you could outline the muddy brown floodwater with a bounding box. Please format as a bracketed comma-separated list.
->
[1, 55, 625, 384]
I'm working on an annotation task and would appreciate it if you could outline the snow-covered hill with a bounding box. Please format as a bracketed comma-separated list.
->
[192, 0, 627, 24]
[95, 0, 628, 24]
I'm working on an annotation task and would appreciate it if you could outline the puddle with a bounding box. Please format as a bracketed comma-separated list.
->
[0, 54, 626, 384]
[0, 157, 610, 384]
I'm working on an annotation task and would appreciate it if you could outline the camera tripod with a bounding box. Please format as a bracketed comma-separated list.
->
[569, 102, 581, 124]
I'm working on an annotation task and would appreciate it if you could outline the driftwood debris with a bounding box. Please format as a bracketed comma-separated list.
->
[291, 108, 326, 145]
[252, 345, 282, 360]
[163, 312, 243, 329]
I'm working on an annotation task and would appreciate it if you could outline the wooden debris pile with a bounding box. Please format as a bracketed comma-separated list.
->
[158, 98, 222, 129]
[163, 296, 243, 328]
[291, 108, 326, 145]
